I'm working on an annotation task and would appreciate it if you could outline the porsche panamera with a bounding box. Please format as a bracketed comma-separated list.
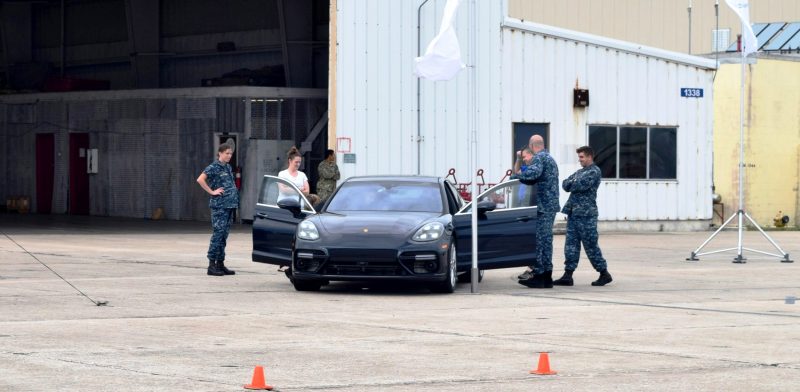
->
[251, 175, 538, 293]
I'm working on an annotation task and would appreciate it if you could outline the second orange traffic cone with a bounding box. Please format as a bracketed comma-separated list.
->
[244, 365, 273, 390]
[530, 352, 557, 375]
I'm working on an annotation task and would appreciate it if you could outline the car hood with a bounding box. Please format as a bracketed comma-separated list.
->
[314, 211, 442, 235]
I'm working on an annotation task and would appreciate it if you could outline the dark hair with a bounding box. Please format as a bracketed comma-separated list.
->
[325, 149, 335, 159]
[576, 146, 594, 157]
[218, 143, 233, 153]
[287, 146, 301, 162]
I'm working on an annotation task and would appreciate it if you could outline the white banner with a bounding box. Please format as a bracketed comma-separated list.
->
[725, 0, 758, 56]
[414, 0, 465, 81]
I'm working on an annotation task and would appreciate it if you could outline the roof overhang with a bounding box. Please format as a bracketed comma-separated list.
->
[0, 86, 328, 104]
[502, 17, 718, 70]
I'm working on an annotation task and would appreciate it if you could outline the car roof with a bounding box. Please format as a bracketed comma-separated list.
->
[345, 175, 443, 184]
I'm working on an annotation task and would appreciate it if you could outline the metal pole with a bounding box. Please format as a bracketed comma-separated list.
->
[734, 29, 746, 263]
[470, 0, 479, 293]
[687, 0, 692, 54]
[416, 0, 432, 176]
[687, 8, 791, 264]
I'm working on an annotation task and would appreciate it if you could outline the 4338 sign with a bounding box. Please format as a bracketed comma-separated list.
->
[680, 88, 704, 98]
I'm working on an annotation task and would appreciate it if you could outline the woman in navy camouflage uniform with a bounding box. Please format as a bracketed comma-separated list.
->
[196, 143, 239, 276]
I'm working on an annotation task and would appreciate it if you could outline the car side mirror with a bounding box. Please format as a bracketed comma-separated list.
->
[476, 200, 496, 214]
[277, 198, 302, 214]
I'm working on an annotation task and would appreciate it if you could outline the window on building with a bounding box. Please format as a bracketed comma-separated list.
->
[588, 125, 677, 180]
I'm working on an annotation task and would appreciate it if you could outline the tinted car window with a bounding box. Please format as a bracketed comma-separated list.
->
[326, 181, 443, 213]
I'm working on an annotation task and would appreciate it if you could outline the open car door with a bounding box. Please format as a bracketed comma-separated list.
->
[452, 180, 538, 270]
[251, 175, 316, 267]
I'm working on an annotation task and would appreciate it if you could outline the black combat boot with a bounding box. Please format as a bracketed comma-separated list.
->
[543, 270, 553, 288]
[518, 271, 553, 289]
[207, 259, 224, 276]
[553, 270, 574, 286]
[216, 260, 235, 275]
[591, 270, 613, 286]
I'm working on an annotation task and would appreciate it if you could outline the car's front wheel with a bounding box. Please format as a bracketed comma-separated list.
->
[431, 243, 457, 293]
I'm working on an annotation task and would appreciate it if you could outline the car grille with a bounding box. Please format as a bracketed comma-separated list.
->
[322, 249, 408, 276]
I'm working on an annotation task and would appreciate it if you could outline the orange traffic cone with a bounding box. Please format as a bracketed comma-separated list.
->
[530, 352, 557, 375]
[244, 365, 273, 390]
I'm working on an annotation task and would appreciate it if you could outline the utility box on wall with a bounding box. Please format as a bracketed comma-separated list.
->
[573, 89, 589, 107]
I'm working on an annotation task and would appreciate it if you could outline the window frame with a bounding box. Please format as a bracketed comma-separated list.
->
[588, 124, 678, 182]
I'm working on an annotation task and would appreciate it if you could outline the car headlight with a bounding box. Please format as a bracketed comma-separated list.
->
[412, 222, 444, 242]
[297, 221, 320, 240]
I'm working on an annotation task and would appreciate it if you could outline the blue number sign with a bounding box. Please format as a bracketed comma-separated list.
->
[680, 88, 704, 98]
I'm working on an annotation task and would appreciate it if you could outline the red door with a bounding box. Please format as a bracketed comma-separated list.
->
[69, 133, 90, 215]
[35, 133, 55, 214]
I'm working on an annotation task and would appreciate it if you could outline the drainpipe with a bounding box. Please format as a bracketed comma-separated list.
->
[416, 0, 431, 175]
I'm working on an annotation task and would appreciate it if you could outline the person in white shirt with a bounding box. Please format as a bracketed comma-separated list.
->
[277, 146, 320, 206]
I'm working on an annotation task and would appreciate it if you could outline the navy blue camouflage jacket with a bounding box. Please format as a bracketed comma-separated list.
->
[561, 164, 601, 217]
[511, 149, 560, 213]
[203, 160, 240, 209]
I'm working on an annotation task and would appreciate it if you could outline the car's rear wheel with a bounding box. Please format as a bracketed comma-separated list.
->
[431, 243, 457, 293]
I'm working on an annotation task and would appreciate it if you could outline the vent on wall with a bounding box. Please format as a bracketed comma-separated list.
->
[712, 29, 730, 52]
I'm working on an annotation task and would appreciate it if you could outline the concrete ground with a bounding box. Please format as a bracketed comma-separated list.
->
[0, 214, 798, 391]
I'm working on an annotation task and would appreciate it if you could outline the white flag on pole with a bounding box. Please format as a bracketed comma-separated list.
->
[415, 0, 465, 81]
[725, 0, 758, 56]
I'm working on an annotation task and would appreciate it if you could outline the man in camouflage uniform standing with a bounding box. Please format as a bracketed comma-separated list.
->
[316, 149, 340, 203]
[512, 135, 560, 289]
[196, 143, 239, 276]
[554, 146, 612, 286]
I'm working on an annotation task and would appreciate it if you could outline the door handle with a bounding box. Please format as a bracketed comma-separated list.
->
[515, 216, 533, 222]
[256, 212, 268, 219]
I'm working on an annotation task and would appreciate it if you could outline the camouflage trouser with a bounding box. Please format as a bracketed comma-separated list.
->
[564, 215, 607, 272]
[207, 208, 235, 262]
[532, 211, 556, 274]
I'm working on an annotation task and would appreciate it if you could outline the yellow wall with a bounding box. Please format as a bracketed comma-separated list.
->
[508, 0, 800, 54]
[714, 58, 800, 227]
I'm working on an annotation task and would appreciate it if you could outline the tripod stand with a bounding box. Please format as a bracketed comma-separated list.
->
[687, 43, 792, 264]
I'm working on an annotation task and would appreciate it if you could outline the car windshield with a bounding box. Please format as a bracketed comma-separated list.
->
[326, 181, 443, 213]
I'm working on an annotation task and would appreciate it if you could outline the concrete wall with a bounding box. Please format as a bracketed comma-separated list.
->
[713, 58, 800, 227]
[508, 0, 800, 55]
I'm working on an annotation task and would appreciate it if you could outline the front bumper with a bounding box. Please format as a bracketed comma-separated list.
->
[291, 242, 449, 282]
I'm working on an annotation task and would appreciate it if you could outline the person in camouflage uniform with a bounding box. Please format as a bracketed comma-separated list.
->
[554, 146, 612, 287]
[196, 143, 239, 276]
[511, 135, 560, 289]
[316, 149, 340, 203]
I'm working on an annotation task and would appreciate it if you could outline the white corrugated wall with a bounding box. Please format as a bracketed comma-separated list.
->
[335, 0, 714, 222]
[336, 0, 504, 179]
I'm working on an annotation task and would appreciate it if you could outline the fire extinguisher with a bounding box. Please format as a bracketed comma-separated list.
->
[234, 166, 242, 189]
